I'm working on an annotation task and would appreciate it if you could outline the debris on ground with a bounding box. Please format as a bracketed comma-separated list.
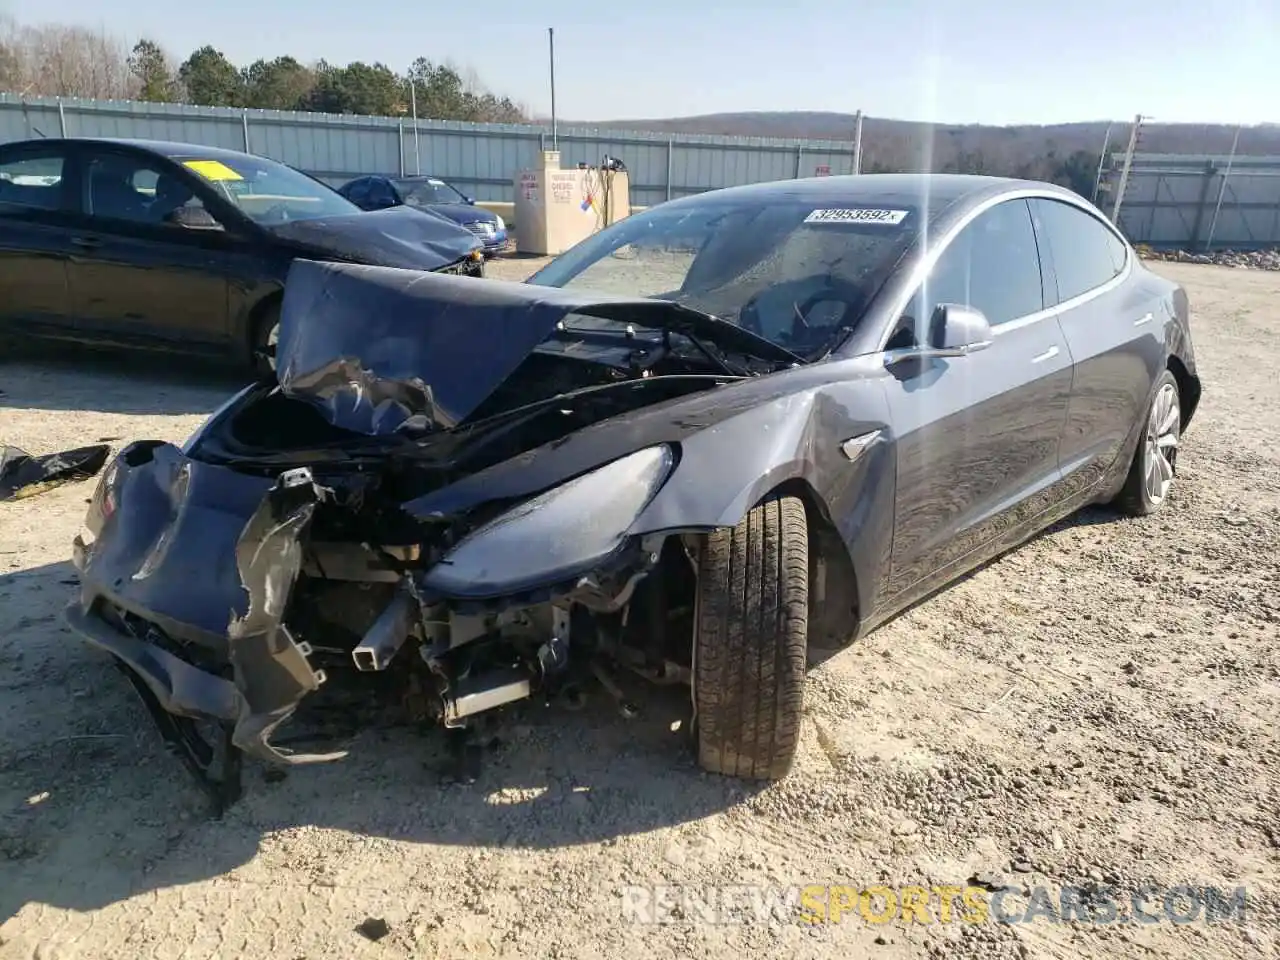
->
[355, 917, 391, 942]
[1139, 246, 1280, 271]
[0, 443, 111, 502]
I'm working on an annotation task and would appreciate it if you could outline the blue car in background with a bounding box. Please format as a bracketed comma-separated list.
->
[338, 174, 510, 256]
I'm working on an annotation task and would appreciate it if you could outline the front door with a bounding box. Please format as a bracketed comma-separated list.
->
[64, 147, 232, 352]
[882, 197, 1075, 599]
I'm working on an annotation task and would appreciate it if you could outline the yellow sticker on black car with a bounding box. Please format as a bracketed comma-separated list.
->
[183, 159, 244, 182]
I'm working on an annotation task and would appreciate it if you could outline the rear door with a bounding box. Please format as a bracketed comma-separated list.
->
[0, 143, 77, 336]
[63, 146, 233, 352]
[1029, 198, 1161, 498]
[883, 197, 1075, 596]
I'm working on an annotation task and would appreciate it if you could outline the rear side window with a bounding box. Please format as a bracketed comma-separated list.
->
[1031, 198, 1127, 304]
[0, 152, 68, 212]
[343, 179, 369, 204]
[919, 197, 1044, 327]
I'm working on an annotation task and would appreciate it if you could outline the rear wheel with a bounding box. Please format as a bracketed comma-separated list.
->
[693, 495, 809, 780]
[1113, 369, 1181, 516]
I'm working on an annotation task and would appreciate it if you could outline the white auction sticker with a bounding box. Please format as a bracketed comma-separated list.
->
[804, 207, 909, 225]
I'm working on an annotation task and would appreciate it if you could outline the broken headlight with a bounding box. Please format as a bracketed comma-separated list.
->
[422, 445, 675, 598]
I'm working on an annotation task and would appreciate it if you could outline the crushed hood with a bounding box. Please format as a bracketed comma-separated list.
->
[275, 259, 802, 437]
[265, 206, 481, 271]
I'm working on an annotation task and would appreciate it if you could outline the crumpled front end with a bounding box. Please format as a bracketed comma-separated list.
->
[65, 441, 350, 771]
[63, 259, 844, 807]
[65, 425, 698, 807]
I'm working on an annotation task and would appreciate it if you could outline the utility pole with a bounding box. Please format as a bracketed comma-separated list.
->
[1110, 113, 1144, 223]
[1204, 123, 1243, 252]
[548, 27, 558, 152]
[409, 73, 421, 175]
[852, 110, 864, 174]
[1091, 122, 1113, 204]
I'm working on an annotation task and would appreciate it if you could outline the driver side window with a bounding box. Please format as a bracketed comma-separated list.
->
[83, 151, 209, 228]
[887, 198, 1045, 349]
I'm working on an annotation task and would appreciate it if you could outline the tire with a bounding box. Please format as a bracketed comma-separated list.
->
[693, 494, 809, 780]
[1113, 369, 1181, 516]
[251, 302, 281, 379]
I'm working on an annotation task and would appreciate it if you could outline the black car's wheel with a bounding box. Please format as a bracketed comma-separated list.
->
[693, 494, 808, 780]
[251, 302, 281, 378]
[1113, 369, 1182, 516]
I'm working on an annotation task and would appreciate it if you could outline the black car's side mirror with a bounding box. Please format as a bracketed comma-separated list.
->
[927, 302, 994, 355]
[169, 206, 223, 231]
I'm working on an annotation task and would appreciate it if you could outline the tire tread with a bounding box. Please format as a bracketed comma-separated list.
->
[694, 495, 808, 780]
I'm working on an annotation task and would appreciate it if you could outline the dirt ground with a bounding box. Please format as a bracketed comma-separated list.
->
[1, 259, 1277, 960]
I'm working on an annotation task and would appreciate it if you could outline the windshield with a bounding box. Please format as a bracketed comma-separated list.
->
[526, 198, 918, 357]
[395, 178, 468, 207]
[176, 154, 360, 225]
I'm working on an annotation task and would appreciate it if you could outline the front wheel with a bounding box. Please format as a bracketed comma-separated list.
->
[1113, 369, 1181, 516]
[693, 495, 809, 780]
[251, 302, 281, 379]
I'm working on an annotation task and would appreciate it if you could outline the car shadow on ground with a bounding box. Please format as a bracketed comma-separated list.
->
[0, 343, 248, 417]
[807, 503, 1126, 669]
[0, 560, 755, 925]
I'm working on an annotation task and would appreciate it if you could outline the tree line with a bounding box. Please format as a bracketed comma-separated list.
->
[0, 17, 528, 123]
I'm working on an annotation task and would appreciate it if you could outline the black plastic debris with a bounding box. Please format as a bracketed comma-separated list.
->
[0, 443, 111, 502]
[355, 917, 391, 942]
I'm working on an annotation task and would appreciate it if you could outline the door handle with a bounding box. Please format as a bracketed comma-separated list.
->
[1133, 312, 1153, 326]
[70, 235, 103, 249]
[1030, 345, 1060, 364]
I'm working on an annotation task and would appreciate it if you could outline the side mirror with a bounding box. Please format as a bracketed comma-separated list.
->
[884, 302, 993, 368]
[463, 196, 475, 205]
[926, 302, 993, 355]
[170, 206, 223, 230]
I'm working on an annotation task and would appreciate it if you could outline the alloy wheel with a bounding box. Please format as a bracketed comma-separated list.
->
[1143, 382, 1180, 505]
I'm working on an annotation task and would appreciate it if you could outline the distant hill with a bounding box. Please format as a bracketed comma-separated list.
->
[567, 112, 1280, 179]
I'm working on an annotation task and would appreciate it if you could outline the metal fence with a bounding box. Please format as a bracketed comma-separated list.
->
[1102, 153, 1280, 250]
[0, 94, 860, 208]
[6, 95, 1277, 249]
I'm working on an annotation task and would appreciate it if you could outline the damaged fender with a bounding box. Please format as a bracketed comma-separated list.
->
[405, 362, 898, 619]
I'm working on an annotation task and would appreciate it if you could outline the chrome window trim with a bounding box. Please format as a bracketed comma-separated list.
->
[874, 188, 1134, 351]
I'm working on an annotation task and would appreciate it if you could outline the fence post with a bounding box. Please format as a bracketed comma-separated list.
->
[795, 145, 803, 178]
[57, 98, 67, 137]
[241, 110, 251, 153]
[666, 139, 674, 202]
[1187, 161, 1216, 249]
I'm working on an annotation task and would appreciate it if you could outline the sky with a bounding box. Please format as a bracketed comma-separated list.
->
[11, 0, 1279, 125]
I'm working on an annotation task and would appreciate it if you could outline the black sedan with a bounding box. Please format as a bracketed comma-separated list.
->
[338, 174, 510, 255]
[0, 137, 486, 372]
[64, 174, 1200, 809]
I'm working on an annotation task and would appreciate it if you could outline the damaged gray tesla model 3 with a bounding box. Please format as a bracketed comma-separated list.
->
[64, 174, 1200, 812]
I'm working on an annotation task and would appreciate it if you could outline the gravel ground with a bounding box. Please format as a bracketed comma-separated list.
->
[1, 259, 1277, 960]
